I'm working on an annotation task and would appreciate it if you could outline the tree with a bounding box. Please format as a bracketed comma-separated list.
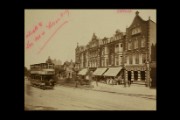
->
[24, 66, 30, 77]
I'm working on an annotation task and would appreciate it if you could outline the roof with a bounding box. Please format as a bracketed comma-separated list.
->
[30, 63, 54, 66]
[128, 11, 147, 29]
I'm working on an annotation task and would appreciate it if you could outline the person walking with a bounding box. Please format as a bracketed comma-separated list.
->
[123, 77, 126, 87]
[95, 77, 98, 86]
[110, 77, 113, 85]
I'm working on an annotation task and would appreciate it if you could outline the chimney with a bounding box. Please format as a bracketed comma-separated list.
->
[136, 11, 139, 16]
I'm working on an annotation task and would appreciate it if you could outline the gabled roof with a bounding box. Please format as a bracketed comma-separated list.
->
[128, 11, 147, 29]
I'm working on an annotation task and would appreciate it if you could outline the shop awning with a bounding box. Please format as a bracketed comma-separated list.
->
[103, 67, 122, 77]
[93, 68, 108, 76]
[78, 68, 88, 75]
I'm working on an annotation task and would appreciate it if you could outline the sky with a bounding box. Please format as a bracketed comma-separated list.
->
[25, 9, 156, 69]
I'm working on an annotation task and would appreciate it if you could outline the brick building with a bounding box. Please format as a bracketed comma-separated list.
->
[75, 11, 156, 87]
[124, 11, 156, 87]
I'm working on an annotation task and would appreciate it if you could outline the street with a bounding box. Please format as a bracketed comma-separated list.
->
[25, 79, 156, 110]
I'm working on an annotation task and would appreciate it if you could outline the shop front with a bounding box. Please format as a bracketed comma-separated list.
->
[125, 65, 147, 85]
[93, 68, 108, 82]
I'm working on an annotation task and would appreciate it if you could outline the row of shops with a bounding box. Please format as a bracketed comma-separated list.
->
[77, 67, 123, 82]
[77, 65, 156, 87]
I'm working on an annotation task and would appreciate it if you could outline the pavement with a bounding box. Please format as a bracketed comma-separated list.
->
[57, 80, 156, 100]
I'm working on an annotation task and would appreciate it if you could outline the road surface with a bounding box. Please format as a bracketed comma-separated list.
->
[25, 79, 156, 110]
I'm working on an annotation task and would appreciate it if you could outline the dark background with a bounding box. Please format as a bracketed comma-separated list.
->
[3, 0, 171, 118]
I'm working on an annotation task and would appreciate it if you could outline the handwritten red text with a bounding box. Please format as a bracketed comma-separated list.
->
[25, 10, 70, 53]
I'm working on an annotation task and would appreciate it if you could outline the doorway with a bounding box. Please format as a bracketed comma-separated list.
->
[128, 71, 131, 81]
[134, 71, 138, 81]
[141, 71, 145, 81]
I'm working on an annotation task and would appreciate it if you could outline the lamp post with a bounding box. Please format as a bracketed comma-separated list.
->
[145, 61, 149, 87]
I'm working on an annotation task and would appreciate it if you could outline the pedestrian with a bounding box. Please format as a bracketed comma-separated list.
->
[75, 76, 78, 88]
[123, 78, 126, 87]
[118, 76, 121, 85]
[49, 79, 54, 86]
[107, 77, 109, 84]
[95, 77, 98, 86]
[105, 77, 108, 84]
[128, 79, 131, 87]
[110, 77, 113, 85]
[116, 77, 120, 85]
[112, 77, 115, 85]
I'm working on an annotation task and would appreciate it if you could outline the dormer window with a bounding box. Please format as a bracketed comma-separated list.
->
[132, 27, 141, 35]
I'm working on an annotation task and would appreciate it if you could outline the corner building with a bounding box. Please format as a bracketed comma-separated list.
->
[124, 11, 156, 87]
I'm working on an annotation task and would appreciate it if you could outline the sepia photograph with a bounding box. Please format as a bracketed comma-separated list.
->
[25, 9, 156, 110]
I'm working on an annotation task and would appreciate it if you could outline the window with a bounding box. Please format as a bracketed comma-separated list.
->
[106, 59, 108, 66]
[132, 27, 141, 35]
[128, 42, 132, 50]
[102, 59, 105, 67]
[115, 45, 119, 53]
[129, 55, 133, 64]
[116, 57, 119, 66]
[120, 56, 123, 64]
[111, 55, 114, 65]
[134, 40, 138, 49]
[124, 56, 127, 63]
[121, 44, 123, 47]
[102, 48, 105, 55]
[142, 54, 146, 63]
[141, 38, 145, 47]
[135, 54, 139, 64]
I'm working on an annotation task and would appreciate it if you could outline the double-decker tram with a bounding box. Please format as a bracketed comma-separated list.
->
[30, 63, 55, 90]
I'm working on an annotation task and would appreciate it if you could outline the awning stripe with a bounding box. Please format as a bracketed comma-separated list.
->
[93, 68, 107, 76]
[78, 68, 88, 75]
[103, 67, 122, 76]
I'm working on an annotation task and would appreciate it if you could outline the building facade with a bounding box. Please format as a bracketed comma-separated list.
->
[75, 31, 125, 69]
[75, 11, 156, 87]
[124, 11, 156, 87]
[63, 60, 75, 79]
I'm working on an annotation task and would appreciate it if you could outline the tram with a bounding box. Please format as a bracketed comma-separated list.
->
[30, 63, 55, 90]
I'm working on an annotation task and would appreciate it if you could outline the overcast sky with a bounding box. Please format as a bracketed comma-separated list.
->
[25, 9, 156, 69]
